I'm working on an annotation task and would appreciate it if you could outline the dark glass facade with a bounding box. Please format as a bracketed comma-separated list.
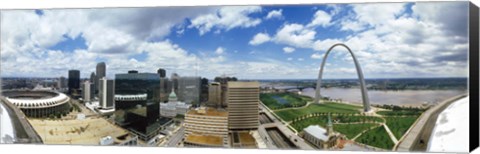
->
[114, 72, 171, 141]
[68, 70, 80, 95]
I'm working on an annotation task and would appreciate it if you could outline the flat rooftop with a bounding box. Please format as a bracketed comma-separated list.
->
[185, 134, 224, 146]
[187, 107, 228, 117]
[28, 117, 133, 145]
[227, 81, 259, 88]
[232, 131, 257, 148]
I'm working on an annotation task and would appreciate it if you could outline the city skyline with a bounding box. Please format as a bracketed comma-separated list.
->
[1, 2, 469, 79]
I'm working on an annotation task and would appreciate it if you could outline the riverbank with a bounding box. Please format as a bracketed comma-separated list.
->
[299, 88, 465, 107]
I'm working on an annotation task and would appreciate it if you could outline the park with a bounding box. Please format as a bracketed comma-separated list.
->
[260, 92, 425, 150]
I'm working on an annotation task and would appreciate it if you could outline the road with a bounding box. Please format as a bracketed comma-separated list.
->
[165, 126, 185, 147]
[266, 127, 297, 149]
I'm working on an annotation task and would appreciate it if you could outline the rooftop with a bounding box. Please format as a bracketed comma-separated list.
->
[227, 81, 259, 88]
[185, 134, 224, 146]
[304, 125, 329, 141]
[187, 107, 228, 117]
[28, 117, 134, 145]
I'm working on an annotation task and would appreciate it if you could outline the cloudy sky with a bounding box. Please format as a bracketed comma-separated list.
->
[0, 2, 469, 79]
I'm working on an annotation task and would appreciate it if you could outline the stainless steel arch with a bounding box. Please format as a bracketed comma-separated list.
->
[314, 43, 371, 112]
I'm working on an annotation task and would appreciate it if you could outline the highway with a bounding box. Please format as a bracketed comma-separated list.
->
[266, 127, 297, 149]
[165, 126, 185, 147]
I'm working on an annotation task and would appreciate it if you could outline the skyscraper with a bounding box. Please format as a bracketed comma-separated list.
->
[114, 71, 168, 141]
[157, 68, 166, 78]
[82, 81, 92, 103]
[208, 82, 221, 107]
[99, 77, 115, 109]
[226, 81, 260, 130]
[57, 76, 67, 90]
[178, 76, 201, 105]
[68, 70, 80, 95]
[90, 72, 96, 94]
[96, 62, 106, 94]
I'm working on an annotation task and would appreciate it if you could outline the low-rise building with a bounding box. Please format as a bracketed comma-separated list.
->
[302, 115, 341, 149]
[160, 89, 191, 118]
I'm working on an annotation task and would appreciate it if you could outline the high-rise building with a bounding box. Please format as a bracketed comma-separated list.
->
[157, 68, 166, 78]
[57, 76, 67, 89]
[114, 71, 171, 141]
[99, 77, 115, 109]
[171, 73, 180, 93]
[96, 62, 106, 94]
[214, 76, 238, 107]
[226, 81, 259, 130]
[68, 70, 80, 95]
[90, 72, 96, 94]
[82, 81, 93, 103]
[178, 76, 201, 105]
[208, 82, 221, 107]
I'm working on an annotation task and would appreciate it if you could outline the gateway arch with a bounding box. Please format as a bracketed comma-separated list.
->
[314, 43, 371, 112]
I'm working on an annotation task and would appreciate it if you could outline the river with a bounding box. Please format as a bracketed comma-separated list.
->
[300, 87, 466, 106]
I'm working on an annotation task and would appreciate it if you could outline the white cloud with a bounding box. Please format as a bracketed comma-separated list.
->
[311, 53, 324, 59]
[265, 9, 283, 20]
[249, 33, 271, 45]
[283, 47, 295, 53]
[340, 3, 406, 32]
[313, 38, 343, 51]
[287, 57, 293, 61]
[297, 58, 304, 61]
[215, 47, 225, 54]
[189, 6, 262, 35]
[273, 23, 316, 48]
[307, 10, 332, 27]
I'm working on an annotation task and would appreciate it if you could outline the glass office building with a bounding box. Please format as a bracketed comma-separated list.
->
[114, 71, 172, 141]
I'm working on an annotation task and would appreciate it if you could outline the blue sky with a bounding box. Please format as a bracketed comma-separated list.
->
[0, 2, 469, 79]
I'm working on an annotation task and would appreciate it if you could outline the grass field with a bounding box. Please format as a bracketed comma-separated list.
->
[334, 123, 379, 139]
[274, 102, 362, 121]
[333, 115, 384, 123]
[291, 116, 328, 131]
[384, 116, 419, 139]
[377, 110, 422, 116]
[260, 93, 311, 110]
[356, 126, 394, 150]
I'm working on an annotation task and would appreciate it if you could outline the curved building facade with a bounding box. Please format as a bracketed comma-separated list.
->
[3, 90, 71, 118]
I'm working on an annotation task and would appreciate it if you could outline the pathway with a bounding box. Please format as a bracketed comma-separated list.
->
[351, 125, 382, 141]
[383, 124, 399, 144]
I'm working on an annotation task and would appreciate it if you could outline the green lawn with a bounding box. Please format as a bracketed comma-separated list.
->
[275, 102, 362, 121]
[334, 123, 379, 139]
[291, 116, 328, 131]
[384, 116, 419, 139]
[377, 110, 422, 116]
[260, 93, 311, 110]
[356, 126, 394, 150]
[291, 115, 382, 138]
[333, 114, 384, 123]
